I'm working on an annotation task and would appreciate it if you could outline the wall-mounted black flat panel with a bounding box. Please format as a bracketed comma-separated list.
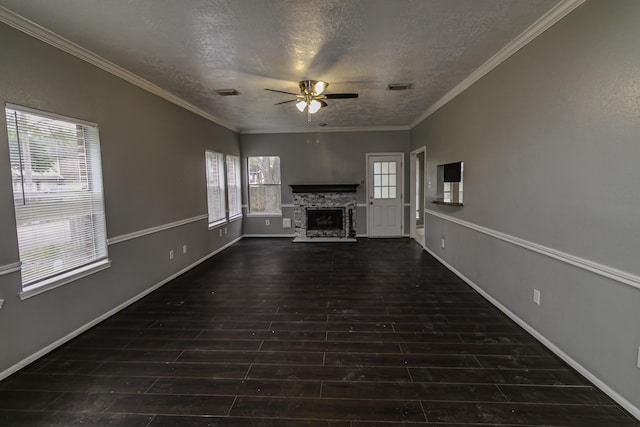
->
[443, 162, 462, 182]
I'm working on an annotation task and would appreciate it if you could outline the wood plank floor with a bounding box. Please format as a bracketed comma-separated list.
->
[1, 238, 638, 426]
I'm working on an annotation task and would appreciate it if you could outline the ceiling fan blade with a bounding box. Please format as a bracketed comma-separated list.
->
[274, 99, 297, 105]
[265, 88, 299, 96]
[324, 93, 359, 99]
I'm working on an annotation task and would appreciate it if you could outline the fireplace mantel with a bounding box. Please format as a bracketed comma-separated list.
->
[290, 184, 359, 193]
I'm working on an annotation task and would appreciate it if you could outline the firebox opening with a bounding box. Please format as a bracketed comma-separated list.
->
[306, 208, 344, 232]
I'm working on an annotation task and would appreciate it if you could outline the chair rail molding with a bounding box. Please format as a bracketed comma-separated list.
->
[425, 209, 640, 291]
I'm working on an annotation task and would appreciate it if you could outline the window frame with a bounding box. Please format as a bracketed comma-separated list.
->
[247, 155, 282, 216]
[205, 150, 227, 227]
[226, 154, 242, 221]
[5, 104, 110, 299]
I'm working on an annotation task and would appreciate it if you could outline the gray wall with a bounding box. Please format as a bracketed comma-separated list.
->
[240, 131, 411, 236]
[411, 0, 640, 413]
[0, 23, 241, 375]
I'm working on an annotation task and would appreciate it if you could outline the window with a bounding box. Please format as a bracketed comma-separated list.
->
[5, 105, 108, 292]
[373, 161, 398, 199]
[226, 155, 242, 220]
[248, 156, 281, 214]
[205, 150, 226, 225]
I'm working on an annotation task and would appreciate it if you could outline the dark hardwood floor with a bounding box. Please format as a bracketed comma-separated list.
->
[1, 238, 638, 426]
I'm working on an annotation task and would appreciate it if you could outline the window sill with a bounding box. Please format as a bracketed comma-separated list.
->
[208, 219, 228, 230]
[246, 213, 283, 218]
[431, 199, 464, 207]
[228, 215, 243, 223]
[19, 258, 112, 300]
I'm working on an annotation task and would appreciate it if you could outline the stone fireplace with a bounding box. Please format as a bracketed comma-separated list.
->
[291, 184, 358, 241]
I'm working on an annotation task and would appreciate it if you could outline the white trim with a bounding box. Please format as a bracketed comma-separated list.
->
[19, 259, 112, 300]
[6, 102, 97, 128]
[243, 234, 294, 238]
[423, 246, 640, 421]
[241, 125, 410, 135]
[245, 213, 283, 218]
[207, 219, 227, 230]
[107, 214, 208, 245]
[0, 236, 242, 382]
[410, 0, 586, 128]
[425, 209, 640, 291]
[0, 7, 238, 132]
[409, 146, 427, 241]
[0, 262, 21, 276]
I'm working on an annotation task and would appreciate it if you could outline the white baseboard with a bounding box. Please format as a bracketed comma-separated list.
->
[423, 246, 640, 421]
[0, 236, 242, 382]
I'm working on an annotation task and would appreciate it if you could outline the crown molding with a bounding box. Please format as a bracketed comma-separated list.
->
[0, 7, 238, 133]
[410, 0, 586, 128]
[241, 125, 410, 135]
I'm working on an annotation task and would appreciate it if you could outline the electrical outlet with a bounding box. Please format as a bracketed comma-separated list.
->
[182, 245, 187, 254]
[282, 218, 292, 229]
[0, 299, 4, 310]
[265, 219, 270, 226]
[169, 250, 174, 260]
[219, 229, 223, 237]
[533, 289, 541, 305]
[441, 238, 445, 249]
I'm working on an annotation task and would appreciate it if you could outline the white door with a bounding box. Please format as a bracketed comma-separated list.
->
[367, 154, 403, 237]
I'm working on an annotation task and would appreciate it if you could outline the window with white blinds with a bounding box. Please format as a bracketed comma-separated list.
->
[5, 105, 108, 290]
[226, 155, 242, 220]
[205, 150, 226, 225]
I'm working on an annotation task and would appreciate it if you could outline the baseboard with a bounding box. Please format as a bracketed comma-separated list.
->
[0, 236, 243, 382]
[423, 246, 640, 421]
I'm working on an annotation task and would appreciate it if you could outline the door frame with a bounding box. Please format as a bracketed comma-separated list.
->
[365, 152, 405, 238]
[409, 146, 426, 247]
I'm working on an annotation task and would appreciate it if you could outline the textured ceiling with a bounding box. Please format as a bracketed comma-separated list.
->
[0, 0, 563, 133]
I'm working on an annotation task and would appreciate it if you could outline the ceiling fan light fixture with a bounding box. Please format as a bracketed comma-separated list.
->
[308, 99, 322, 114]
[296, 100, 307, 112]
[313, 80, 328, 95]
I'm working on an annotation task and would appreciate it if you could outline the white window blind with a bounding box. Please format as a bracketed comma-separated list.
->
[205, 150, 226, 225]
[248, 156, 281, 214]
[226, 155, 242, 219]
[5, 105, 108, 289]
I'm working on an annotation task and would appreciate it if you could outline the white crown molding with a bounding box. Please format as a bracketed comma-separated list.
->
[241, 125, 410, 135]
[0, 261, 21, 276]
[410, 0, 586, 128]
[0, 7, 238, 133]
[423, 246, 640, 421]
[107, 214, 208, 245]
[425, 209, 640, 291]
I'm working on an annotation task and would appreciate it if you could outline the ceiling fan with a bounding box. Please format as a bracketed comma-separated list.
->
[265, 80, 358, 123]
